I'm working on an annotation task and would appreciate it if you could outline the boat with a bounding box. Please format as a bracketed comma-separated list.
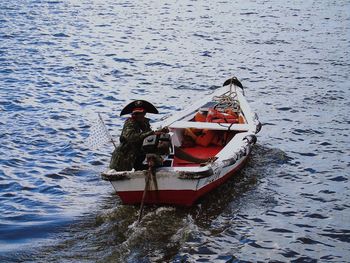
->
[101, 77, 262, 206]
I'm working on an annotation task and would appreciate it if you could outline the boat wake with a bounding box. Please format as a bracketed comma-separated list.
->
[2, 144, 292, 262]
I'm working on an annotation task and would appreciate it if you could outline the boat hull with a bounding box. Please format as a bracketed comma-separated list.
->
[111, 156, 248, 206]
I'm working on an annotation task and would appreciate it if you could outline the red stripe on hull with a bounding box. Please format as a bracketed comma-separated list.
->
[116, 158, 248, 206]
[118, 190, 197, 206]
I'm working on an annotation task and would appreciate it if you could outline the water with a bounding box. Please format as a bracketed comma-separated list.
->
[0, 0, 349, 262]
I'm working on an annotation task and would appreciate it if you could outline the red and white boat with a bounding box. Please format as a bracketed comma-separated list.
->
[102, 77, 261, 206]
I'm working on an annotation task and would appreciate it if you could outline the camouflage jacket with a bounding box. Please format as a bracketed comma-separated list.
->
[109, 118, 153, 171]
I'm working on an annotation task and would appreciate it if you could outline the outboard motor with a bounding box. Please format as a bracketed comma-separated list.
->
[142, 133, 171, 155]
[142, 133, 172, 168]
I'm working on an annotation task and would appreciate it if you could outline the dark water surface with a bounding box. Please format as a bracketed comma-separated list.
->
[1, 0, 349, 262]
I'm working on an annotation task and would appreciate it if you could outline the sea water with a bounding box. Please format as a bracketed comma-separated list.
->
[0, 0, 349, 262]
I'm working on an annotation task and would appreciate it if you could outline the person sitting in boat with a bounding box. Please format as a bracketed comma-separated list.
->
[109, 100, 167, 171]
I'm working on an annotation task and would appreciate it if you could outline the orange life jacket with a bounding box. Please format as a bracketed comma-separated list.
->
[206, 108, 238, 123]
[195, 130, 215, 147]
[187, 109, 238, 147]
[194, 111, 207, 122]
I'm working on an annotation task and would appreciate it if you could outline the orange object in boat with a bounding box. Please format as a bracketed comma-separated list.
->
[187, 109, 238, 147]
[224, 108, 238, 118]
[190, 112, 216, 146]
[194, 111, 206, 122]
[206, 108, 238, 123]
[195, 129, 215, 147]
[197, 131, 233, 147]
[238, 114, 245, 124]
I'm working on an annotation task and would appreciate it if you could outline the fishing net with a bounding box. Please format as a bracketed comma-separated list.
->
[86, 113, 115, 150]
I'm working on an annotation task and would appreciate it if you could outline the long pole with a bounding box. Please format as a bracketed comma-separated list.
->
[137, 157, 155, 223]
[138, 167, 151, 223]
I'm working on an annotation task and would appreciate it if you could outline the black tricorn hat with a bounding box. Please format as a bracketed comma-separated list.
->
[120, 100, 159, 116]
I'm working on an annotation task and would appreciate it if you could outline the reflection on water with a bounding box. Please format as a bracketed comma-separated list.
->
[1, 0, 349, 262]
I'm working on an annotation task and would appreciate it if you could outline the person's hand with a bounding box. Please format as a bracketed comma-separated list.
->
[155, 127, 169, 134]
[160, 127, 169, 133]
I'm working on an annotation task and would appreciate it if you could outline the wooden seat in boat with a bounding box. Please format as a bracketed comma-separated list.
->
[169, 121, 249, 131]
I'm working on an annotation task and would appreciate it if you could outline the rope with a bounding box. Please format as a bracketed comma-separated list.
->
[212, 91, 240, 113]
[137, 156, 156, 224]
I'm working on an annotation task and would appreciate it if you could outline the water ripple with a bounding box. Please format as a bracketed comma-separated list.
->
[1, 0, 350, 262]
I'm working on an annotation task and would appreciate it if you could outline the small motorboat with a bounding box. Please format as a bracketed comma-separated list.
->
[102, 77, 261, 206]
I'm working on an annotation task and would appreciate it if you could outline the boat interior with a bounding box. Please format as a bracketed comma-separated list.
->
[161, 101, 249, 168]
